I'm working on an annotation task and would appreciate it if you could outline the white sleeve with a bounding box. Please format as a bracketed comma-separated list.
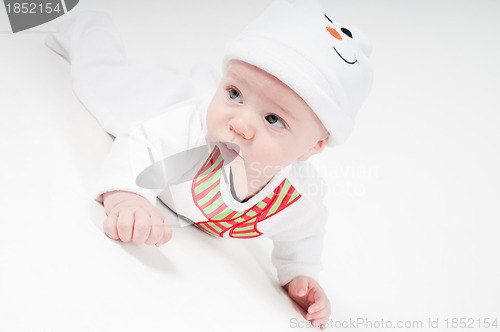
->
[92, 98, 209, 207]
[45, 11, 197, 137]
[270, 202, 327, 286]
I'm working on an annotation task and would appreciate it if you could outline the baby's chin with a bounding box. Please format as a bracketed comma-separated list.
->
[247, 160, 288, 177]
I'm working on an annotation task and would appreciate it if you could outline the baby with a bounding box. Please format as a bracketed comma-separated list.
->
[46, 0, 372, 329]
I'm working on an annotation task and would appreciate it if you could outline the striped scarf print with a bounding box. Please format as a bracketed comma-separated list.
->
[191, 147, 301, 239]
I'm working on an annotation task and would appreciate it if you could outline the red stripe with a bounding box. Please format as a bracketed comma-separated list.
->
[275, 185, 291, 211]
[195, 168, 215, 185]
[272, 184, 301, 217]
[213, 220, 236, 230]
[231, 228, 257, 235]
[287, 190, 301, 206]
[229, 226, 262, 238]
[194, 180, 220, 201]
[231, 222, 257, 233]
[198, 162, 211, 176]
[195, 158, 223, 185]
[237, 212, 254, 222]
[234, 220, 252, 228]
[274, 180, 285, 194]
[212, 147, 221, 159]
[232, 234, 261, 238]
[224, 210, 238, 221]
[239, 206, 263, 221]
[256, 180, 287, 221]
[258, 196, 279, 220]
[207, 203, 229, 219]
[198, 149, 220, 174]
[200, 191, 222, 210]
[199, 222, 222, 237]
[197, 222, 211, 233]
[250, 205, 263, 214]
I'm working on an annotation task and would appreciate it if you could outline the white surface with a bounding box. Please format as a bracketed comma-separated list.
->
[1, 1, 499, 331]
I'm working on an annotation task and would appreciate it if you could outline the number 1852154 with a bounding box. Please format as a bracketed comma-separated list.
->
[5, 2, 62, 14]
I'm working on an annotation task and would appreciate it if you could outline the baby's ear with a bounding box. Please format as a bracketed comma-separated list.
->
[298, 136, 329, 161]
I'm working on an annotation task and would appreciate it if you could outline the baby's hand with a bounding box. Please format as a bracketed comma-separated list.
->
[102, 191, 172, 247]
[285, 276, 331, 330]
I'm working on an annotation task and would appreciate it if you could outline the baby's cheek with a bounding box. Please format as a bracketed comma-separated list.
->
[205, 110, 220, 141]
[256, 146, 291, 170]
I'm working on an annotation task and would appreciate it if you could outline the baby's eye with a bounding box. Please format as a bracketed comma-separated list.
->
[228, 88, 243, 103]
[265, 114, 285, 128]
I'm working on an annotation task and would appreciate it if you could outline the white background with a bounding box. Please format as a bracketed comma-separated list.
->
[1, 0, 499, 331]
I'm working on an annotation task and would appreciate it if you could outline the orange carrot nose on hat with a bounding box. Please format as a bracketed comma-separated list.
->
[222, 0, 373, 146]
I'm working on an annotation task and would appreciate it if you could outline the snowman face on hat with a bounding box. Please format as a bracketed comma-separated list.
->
[324, 14, 358, 65]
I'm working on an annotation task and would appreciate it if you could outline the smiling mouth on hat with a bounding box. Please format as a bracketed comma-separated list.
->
[333, 46, 358, 65]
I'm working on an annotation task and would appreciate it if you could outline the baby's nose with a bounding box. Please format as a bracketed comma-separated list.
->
[229, 117, 255, 140]
[326, 26, 342, 40]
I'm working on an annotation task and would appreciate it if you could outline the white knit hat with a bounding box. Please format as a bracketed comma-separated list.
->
[222, 0, 373, 146]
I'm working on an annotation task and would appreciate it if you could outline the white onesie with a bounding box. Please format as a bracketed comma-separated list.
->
[46, 11, 328, 286]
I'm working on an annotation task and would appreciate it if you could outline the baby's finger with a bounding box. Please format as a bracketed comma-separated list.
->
[145, 214, 165, 245]
[116, 209, 134, 242]
[155, 224, 172, 247]
[319, 317, 330, 330]
[103, 211, 119, 240]
[304, 315, 329, 330]
[307, 293, 330, 317]
[132, 209, 152, 244]
[306, 305, 330, 322]
[288, 276, 310, 297]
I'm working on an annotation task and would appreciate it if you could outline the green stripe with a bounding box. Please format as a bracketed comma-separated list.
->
[232, 231, 260, 238]
[212, 154, 224, 170]
[218, 221, 234, 228]
[245, 210, 257, 218]
[234, 224, 255, 232]
[212, 208, 234, 221]
[196, 167, 215, 184]
[197, 185, 219, 206]
[256, 201, 267, 210]
[197, 155, 223, 181]
[233, 216, 247, 224]
[267, 181, 291, 216]
[204, 152, 221, 168]
[203, 196, 226, 215]
[199, 224, 212, 233]
[231, 211, 246, 220]
[201, 224, 219, 236]
[288, 189, 300, 204]
[194, 169, 221, 195]
[206, 222, 223, 233]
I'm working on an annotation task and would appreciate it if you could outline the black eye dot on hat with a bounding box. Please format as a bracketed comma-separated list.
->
[341, 27, 353, 38]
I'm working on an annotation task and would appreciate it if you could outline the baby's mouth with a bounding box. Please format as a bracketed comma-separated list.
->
[219, 142, 243, 161]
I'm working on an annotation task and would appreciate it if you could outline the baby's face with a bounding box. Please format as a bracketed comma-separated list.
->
[206, 60, 328, 187]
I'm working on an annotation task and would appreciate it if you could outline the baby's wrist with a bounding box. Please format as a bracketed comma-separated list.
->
[102, 190, 148, 215]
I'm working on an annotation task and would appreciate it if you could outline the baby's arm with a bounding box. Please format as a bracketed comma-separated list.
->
[102, 191, 171, 246]
[270, 202, 330, 329]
